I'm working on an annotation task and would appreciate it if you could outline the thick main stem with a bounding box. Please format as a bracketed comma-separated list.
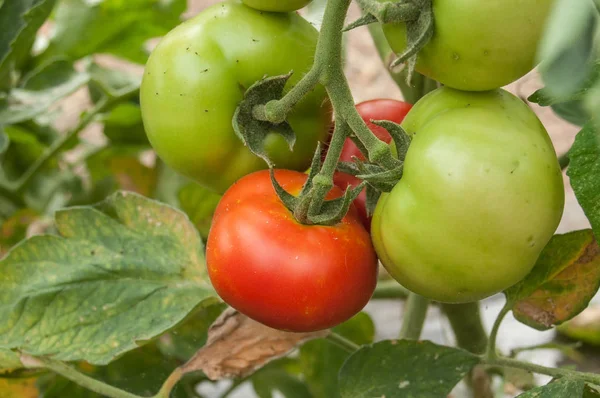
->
[398, 293, 430, 340]
[317, 0, 399, 170]
[442, 302, 488, 355]
[443, 302, 493, 398]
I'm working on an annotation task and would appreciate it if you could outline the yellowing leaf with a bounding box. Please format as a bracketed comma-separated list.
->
[506, 230, 600, 330]
[0, 377, 39, 398]
[0, 209, 38, 257]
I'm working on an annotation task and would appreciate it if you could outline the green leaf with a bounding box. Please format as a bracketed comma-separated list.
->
[0, 124, 49, 181]
[517, 378, 585, 397]
[568, 123, 600, 237]
[0, 191, 217, 365]
[338, 340, 480, 398]
[157, 302, 226, 362]
[178, 183, 222, 239]
[506, 230, 600, 330]
[25, 169, 84, 214]
[251, 359, 313, 398]
[39, 0, 185, 64]
[585, 384, 600, 397]
[100, 102, 148, 145]
[233, 73, 296, 167]
[548, 101, 590, 127]
[300, 312, 374, 398]
[537, 0, 598, 99]
[0, 59, 89, 124]
[557, 305, 600, 346]
[0, 127, 8, 154]
[528, 63, 600, 126]
[0, 0, 57, 91]
[37, 343, 195, 398]
[87, 62, 141, 103]
[86, 147, 158, 197]
[0, 348, 23, 371]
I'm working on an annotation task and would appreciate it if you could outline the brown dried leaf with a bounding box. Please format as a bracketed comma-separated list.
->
[181, 308, 329, 380]
[506, 230, 600, 330]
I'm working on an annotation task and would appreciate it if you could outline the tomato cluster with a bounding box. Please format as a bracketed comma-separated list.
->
[141, 0, 564, 330]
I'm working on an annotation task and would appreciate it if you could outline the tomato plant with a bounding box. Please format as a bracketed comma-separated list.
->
[140, 0, 331, 193]
[206, 169, 378, 332]
[242, 0, 313, 12]
[372, 87, 565, 303]
[332, 99, 412, 228]
[0, 0, 599, 397]
[379, 0, 554, 91]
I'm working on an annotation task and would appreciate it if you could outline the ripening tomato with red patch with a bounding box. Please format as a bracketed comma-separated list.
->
[332, 99, 412, 228]
[206, 169, 378, 332]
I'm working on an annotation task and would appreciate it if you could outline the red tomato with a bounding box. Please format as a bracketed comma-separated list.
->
[206, 169, 378, 332]
[332, 99, 412, 228]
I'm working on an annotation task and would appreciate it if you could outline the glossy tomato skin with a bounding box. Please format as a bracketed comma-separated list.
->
[333, 99, 412, 229]
[379, 0, 553, 91]
[242, 0, 312, 12]
[207, 170, 378, 332]
[140, 1, 331, 194]
[372, 87, 565, 303]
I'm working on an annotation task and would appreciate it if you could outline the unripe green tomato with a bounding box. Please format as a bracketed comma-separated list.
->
[242, 0, 312, 12]
[372, 87, 565, 303]
[379, 0, 554, 91]
[140, 0, 330, 193]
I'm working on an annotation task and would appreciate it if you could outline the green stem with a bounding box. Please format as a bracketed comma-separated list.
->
[256, 68, 321, 124]
[442, 302, 488, 355]
[372, 279, 410, 299]
[443, 302, 493, 398]
[154, 367, 183, 398]
[486, 304, 510, 359]
[483, 356, 600, 386]
[326, 332, 361, 353]
[398, 293, 430, 340]
[39, 357, 143, 398]
[13, 86, 139, 194]
[314, 0, 391, 166]
[308, 119, 348, 215]
[39, 356, 183, 398]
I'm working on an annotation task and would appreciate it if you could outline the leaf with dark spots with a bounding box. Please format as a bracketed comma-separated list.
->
[0, 191, 216, 365]
[506, 230, 600, 330]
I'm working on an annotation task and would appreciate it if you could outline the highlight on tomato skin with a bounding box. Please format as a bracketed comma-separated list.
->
[329, 99, 413, 229]
[206, 169, 379, 332]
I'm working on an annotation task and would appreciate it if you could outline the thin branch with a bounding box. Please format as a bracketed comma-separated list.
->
[398, 293, 430, 340]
